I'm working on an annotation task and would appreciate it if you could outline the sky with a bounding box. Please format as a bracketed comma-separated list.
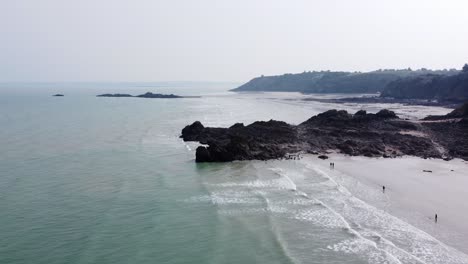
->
[1, 0, 467, 82]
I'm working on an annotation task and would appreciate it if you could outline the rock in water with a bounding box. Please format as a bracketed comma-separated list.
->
[135, 92, 182, 98]
[181, 121, 205, 141]
[195, 146, 211, 162]
[97, 93, 133, 97]
[96, 92, 199, 98]
[181, 108, 468, 162]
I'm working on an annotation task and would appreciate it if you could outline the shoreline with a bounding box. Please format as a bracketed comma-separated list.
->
[301, 96, 462, 108]
[309, 154, 468, 254]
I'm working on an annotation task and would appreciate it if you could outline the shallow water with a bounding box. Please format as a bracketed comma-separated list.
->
[0, 83, 464, 264]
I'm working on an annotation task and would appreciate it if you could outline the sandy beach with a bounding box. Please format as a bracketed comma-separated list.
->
[312, 154, 468, 254]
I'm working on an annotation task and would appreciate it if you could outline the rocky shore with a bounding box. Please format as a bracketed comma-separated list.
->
[181, 104, 468, 162]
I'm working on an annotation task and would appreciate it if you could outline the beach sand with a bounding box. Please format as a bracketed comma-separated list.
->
[314, 154, 468, 254]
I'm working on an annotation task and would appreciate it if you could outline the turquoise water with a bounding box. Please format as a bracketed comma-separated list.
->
[1, 83, 467, 264]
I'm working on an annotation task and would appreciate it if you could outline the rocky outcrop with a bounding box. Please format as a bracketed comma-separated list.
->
[423, 101, 468, 120]
[181, 109, 468, 162]
[135, 92, 182, 98]
[97, 93, 133, 97]
[423, 119, 468, 160]
[419, 102, 468, 160]
[447, 102, 468, 118]
[97, 92, 199, 98]
[182, 120, 299, 162]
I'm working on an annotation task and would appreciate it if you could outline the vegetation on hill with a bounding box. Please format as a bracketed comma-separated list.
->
[232, 68, 459, 93]
[381, 65, 468, 101]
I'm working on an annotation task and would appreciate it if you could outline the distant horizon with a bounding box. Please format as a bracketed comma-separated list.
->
[0, 64, 465, 84]
[2, 0, 468, 82]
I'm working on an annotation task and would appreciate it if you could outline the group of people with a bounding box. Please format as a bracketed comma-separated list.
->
[329, 162, 335, 168]
[280, 154, 302, 160]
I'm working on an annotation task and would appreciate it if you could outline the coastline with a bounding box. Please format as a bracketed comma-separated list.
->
[308, 154, 468, 254]
[301, 96, 462, 108]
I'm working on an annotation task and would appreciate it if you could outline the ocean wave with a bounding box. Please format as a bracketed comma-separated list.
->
[186, 161, 468, 264]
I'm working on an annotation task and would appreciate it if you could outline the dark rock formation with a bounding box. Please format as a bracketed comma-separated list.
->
[423, 101, 468, 120]
[181, 121, 205, 141]
[447, 101, 468, 118]
[181, 108, 468, 162]
[97, 92, 199, 98]
[182, 120, 298, 162]
[97, 93, 133, 97]
[135, 92, 182, 98]
[422, 112, 468, 160]
[53, 94, 64, 96]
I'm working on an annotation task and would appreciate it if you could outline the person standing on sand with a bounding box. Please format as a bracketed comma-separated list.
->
[435, 213, 438, 223]
[382, 186, 385, 193]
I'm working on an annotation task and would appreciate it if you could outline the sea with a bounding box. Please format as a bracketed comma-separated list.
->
[1, 82, 467, 264]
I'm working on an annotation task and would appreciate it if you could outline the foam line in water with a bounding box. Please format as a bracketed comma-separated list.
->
[314, 192, 408, 263]
[296, 164, 421, 262]
[269, 165, 407, 263]
[183, 190, 265, 205]
[263, 196, 301, 264]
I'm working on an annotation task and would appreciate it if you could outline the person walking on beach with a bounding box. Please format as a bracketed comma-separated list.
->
[382, 185, 385, 193]
[435, 213, 438, 223]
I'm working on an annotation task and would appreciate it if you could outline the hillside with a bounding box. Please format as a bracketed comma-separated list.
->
[381, 65, 468, 102]
[232, 69, 458, 93]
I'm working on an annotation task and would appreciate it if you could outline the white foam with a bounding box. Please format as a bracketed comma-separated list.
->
[184, 190, 265, 205]
[304, 162, 468, 264]
[212, 177, 296, 191]
[291, 207, 349, 229]
[190, 158, 468, 264]
[269, 168, 298, 191]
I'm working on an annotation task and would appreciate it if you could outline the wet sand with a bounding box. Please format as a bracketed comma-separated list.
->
[317, 155, 468, 254]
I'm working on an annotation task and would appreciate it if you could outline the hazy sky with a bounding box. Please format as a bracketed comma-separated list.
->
[1, 0, 467, 82]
